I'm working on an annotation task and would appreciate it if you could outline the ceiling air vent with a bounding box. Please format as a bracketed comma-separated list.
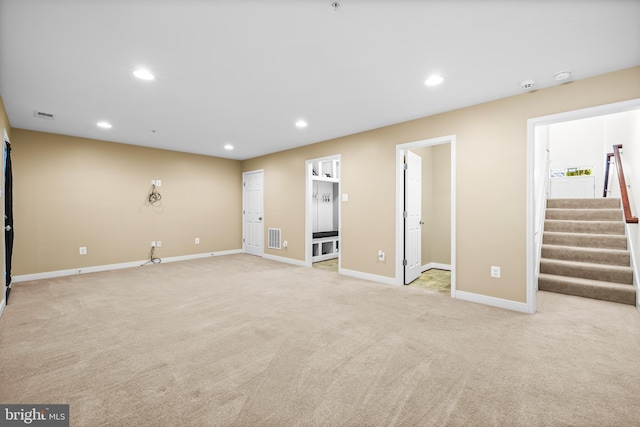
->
[34, 111, 55, 120]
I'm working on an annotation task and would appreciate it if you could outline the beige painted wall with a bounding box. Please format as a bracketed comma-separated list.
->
[430, 143, 451, 265]
[11, 130, 242, 275]
[0, 96, 10, 140]
[242, 66, 640, 303]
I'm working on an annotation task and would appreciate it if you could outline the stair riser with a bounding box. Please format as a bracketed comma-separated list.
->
[541, 246, 630, 266]
[545, 209, 623, 221]
[540, 260, 633, 285]
[544, 220, 625, 235]
[547, 198, 621, 209]
[543, 232, 627, 250]
[538, 276, 635, 305]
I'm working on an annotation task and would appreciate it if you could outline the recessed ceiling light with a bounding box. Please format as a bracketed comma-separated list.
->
[295, 120, 308, 128]
[133, 69, 155, 80]
[224, 144, 234, 150]
[97, 121, 112, 129]
[424, 75, 444, 86]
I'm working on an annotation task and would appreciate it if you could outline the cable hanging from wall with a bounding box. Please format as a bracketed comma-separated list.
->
[147, 183, 162, 206]
[141, 245, 162, 266]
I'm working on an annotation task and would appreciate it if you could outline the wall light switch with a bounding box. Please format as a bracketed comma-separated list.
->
[195, 237, 200, 244]
[342, 194, 349, 202]
[79, 247, 87, 255]
[491, 266, 501, 278]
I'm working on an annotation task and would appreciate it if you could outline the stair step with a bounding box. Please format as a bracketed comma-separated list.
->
[540, 258, 633, 284]
[545, 208, 623, 221]
[543, 231, 627, 250]
[538, 273, 636, 305]
[544, 219, 625, 235]
[547, 198, 621, 209]
[541, 244, 630, 266]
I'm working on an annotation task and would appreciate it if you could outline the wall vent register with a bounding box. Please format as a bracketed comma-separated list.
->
[268, 228, 282, 249]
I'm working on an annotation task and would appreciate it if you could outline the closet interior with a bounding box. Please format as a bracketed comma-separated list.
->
[311, 158, 340, 262]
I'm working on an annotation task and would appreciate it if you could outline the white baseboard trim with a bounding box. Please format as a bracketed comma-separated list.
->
[455, 290, 534, 314]
[263, 254, 306, 267]
[12, 249, 243, 283]
[422, 263, 452, 272]
[339, 268, 397, 286]
[0, 297, 5, 319]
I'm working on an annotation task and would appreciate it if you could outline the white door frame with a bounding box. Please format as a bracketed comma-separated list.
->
[395, 135, 456, 296]
[305, 154, 341, 267]
[527, 98, 640, 314]
[242, 169, 264, 257]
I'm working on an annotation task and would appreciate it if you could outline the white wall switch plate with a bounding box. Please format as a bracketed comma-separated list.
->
[79, 247, 87, 255]
[342, 194, 349, 201]
[195, 237, 200, 244]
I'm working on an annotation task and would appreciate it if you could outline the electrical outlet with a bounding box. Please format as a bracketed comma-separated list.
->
[157, 241, 162, 247]
[491, 266, 501, 278]
[156, 179, 161, 187]
[79, 246, 87, 255]
[283, 240, 288, 248]
[195, 237, 200, 244]
[151, 241, 156, 247]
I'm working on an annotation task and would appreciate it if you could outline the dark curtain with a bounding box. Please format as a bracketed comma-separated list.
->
[5, 141, 13, 303]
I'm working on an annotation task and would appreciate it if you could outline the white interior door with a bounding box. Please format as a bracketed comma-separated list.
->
[243, 170, 264, 257]
[405, 150, 422, 284]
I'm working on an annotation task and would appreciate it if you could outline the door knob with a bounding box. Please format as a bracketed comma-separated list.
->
[258, 217, 263, 221]
[5, 225, 11, 231]
[419, 220, 424, 225]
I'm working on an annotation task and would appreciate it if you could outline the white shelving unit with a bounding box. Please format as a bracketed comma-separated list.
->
[311, 158, 340, 262]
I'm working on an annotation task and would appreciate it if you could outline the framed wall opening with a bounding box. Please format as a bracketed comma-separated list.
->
[395, 135, 456, 296]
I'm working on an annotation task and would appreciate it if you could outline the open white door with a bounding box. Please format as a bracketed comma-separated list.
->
[404, 150, 422, 284]
[0, 129, 7, 317]
[243, 170, 264, 257]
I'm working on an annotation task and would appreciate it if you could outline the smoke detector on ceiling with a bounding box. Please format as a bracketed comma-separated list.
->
[520, 80, 536, 91]
[554, 70, 572, 82]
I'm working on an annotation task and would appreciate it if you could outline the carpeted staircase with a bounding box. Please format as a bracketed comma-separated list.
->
[538, 198, 636, 305]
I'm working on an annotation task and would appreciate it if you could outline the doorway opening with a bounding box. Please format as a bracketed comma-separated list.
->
[306, 155, 341, 271]
[395, 136, 456, 296]
[242, 169, 264, 257]
[527, 98, 640, 313]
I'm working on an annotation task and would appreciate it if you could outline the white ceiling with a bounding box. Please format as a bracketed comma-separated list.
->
[1, 0, 639, 160]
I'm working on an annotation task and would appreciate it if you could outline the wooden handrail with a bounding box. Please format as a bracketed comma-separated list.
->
[612, 144, 638, 224]
[603, 152, 614, 198]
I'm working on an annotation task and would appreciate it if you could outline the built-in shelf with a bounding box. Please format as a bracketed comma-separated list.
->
[312, 158, 340, 181]
[312, 235, 339, 262]
[311, 157, 340, 263]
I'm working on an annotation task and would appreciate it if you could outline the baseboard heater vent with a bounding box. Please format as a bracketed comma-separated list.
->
[268, 228, 281, 249]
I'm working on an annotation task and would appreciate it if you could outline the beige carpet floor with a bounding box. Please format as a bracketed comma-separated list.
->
[1, 254, 640, 426]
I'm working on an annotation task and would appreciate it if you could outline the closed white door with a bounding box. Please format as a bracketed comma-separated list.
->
[405, 150, 422, 284]
[243, 170, 264, 256]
